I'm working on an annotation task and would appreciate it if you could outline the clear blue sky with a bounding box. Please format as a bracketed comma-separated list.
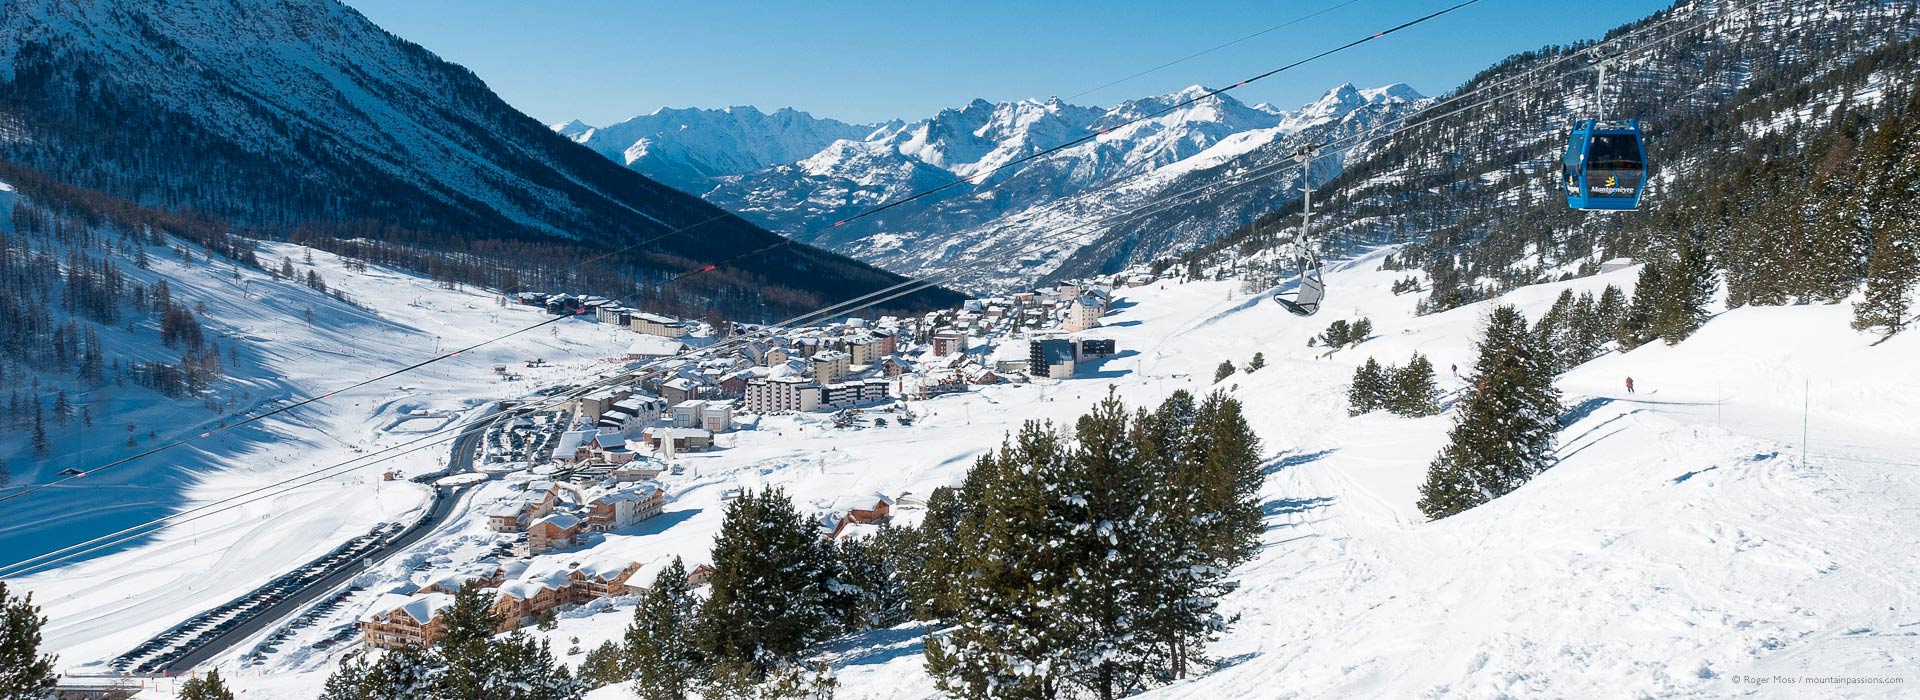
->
[344, 0, 1674, 126]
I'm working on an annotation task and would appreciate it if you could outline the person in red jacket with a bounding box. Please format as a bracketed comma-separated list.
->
[1625, 376, 1635, 394]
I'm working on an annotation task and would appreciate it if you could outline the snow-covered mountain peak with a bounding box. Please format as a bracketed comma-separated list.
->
[550, 119, 592, 138]
[1360, 82, 1423, 103]
[557, 104, 876, 192]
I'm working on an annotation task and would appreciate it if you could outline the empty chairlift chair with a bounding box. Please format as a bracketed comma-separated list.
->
[1274, 143, 1327, 316]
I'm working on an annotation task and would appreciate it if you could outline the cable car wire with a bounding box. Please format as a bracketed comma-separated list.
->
[0, 0, 1487, 508]
[2, 0, 1765, 577]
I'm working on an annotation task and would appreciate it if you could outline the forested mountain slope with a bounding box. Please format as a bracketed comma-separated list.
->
[1172, 0, 1920, 341]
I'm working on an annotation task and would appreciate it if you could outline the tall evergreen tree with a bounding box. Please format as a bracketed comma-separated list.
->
[698, 488, 833, 678]
[1186, 391, 1266, 568]
[629, 558, 704, 700]
[1057, 393, 1162, 700]
[926, 422, 1078, 700]
[908, 486, 968, 622]
[1595, 285, 1627, 340]
[30, 410, 48, 459]
[834, 526, 914, 631]
[1617, 263, 1664, 350]
[1802, 133, 1869, 303]
[434, 585, 505, 699]
[1347, 358, 1389, 416]
[1853, 214, 1918, 337]
[1387, 353, 1442, 417]
[0, 582, 57, 700]
[1532, 289, 1576, 373]
[1653, 242, 1718, 345]
[1852, 114, 1920, 337]
[1417, 305, 1563, 520]
[1349, 318, 1373, 345]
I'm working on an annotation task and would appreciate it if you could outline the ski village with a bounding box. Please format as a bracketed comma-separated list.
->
[3, 0, 1920, 699]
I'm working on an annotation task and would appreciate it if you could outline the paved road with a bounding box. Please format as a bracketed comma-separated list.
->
[156, 409, 497, 672]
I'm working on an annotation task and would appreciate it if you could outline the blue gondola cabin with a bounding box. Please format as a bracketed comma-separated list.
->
[1562, 119, 1647, 211]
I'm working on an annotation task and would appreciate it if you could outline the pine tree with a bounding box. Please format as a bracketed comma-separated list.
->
[1056, 392, 1162, 700]
[578, 641, 628, 689]
[1595, 285, 1626, 342]
[1654, 242, 1717, 345]
[907, 487, 967, 622]
[1387, 353, 1442, 417]
[1417, 305, 1563, 520]
[31, 410, 49, 459]
[1853, 214, 1918, 337]
[1349, 317, 1373, 345]
[1187, 391, 1265, 567]
[833, 526, 912, 632]
[1135, 395, 1232, 681]
[1318, 319, 1352, 348]
[698, 488, 833, 678]
[1247, 352, 1265, 372]
[178, 669, 236, 700]
[319, 645, 435, 700]
[1852, 117, 1919, 337]
[487, 633, 583, 700]
[925, 422, 1077, 700]
[1213, 360, 1235, 383]
[1617, 262, 1664, 349]
[435, 585, 505, 699]
[927, 393, 1258, 698]
[629, 558, 704, 700]
[1347, 358, 1389, 416]
[1532, 289, 1576, 373]
[51, 391, 71, 425]
[0, 582, 57, 700]
[1567, 291, 1601, 365]
[1803, 137, 1868, 303]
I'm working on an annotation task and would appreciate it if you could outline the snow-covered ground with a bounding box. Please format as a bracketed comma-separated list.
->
[5, 238, 637, 669]
[30, 244, 1920, 699]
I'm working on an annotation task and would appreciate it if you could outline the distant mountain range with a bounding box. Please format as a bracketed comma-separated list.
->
[560, 83, 1427, 289]
[0, 0, 958, 318]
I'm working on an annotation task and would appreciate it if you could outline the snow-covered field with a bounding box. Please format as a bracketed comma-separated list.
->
[4, 239, 636, 669]
[24, 243, 1919, 699]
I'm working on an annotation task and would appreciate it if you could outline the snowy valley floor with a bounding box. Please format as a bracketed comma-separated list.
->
[26, 247, 1920, 699]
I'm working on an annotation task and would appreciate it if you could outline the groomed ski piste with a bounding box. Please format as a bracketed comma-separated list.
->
[17, 241, 1920, 698]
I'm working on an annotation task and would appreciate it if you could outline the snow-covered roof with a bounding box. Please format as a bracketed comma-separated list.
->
[533, 512, 582, 531]
[361, 592, 452, 624]
[626, 335, 689, 357]
[574, 558, 641, 581]
[486, 499, 532, 518]
[592, 483, 661, 505]
[550, 430, 590, 460]
[835, 522, 881, 540]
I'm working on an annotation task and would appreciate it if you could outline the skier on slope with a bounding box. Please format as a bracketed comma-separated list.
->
[1625, 376, 1635, 394]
